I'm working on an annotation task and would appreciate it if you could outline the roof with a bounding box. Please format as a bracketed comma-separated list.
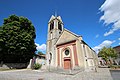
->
[54, 28, 82, 45]
[64, 28, 82, 37]
[35, 54, 46, 58]
[48, 15, 63, 23]
[113, 45, 120, 53]
[81, 40, 96, 53]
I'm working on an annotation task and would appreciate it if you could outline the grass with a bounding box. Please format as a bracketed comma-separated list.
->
[109, 65, 120, 69]
[0, 68, 16, 71]
[0, 68, 11, 71]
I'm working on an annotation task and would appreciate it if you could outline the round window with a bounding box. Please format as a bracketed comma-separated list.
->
[65, 49, 69, 56]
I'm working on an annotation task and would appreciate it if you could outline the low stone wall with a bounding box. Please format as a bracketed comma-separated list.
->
[27, 58, 46, 69]
[0, 63, 28, 69]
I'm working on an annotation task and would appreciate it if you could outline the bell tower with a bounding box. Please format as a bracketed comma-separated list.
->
[46, 15, 64, 68]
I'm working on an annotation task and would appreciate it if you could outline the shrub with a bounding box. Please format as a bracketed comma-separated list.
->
[33, 63, 42, 70]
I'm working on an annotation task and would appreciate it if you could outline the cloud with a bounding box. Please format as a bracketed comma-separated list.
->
[35, 43, 46, 51]
[99, 0, 120, 36]
[93, 40, 115, 53]
[119, 38, 120, 45]
[95, 34, 99, 38]
[118, 38, 120, 40]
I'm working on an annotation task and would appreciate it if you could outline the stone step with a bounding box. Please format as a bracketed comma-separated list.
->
[49, 68, 84, 75]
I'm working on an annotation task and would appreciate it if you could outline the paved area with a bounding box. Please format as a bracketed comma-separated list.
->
[110, 70, 120, 80]
[0, 68, 113, 80]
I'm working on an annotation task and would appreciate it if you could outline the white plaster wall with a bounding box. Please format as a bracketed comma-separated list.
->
[56, 31, 77, 45]
[76, 40, 85, 68]
[59, 47, 63, 67]
[36, 58, 46, 65]
[81, 44, 87, 68]
[68, 45, 75, 68]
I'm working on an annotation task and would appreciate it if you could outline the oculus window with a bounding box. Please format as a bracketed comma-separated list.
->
[65, 49, 69, 56]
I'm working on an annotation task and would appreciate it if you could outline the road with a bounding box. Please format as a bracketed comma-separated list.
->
[110, 70, 120, 80]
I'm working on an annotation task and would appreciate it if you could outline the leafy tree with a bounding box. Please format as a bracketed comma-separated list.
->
[0, 15, 36, 63]
[98, 47, 117, 65]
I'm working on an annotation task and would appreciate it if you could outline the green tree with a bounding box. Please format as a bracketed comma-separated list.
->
[98, 47, 117, 65]
[0, 15, 36, 63]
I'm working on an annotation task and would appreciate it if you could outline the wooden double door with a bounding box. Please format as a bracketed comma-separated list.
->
[64, 59, 71, 69]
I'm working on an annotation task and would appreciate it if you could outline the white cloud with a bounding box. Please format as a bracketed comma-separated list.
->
[35, 43, 46, 51]
[118, 38, 120, 45]
[93, 40, 115, 53]
[95, 34, 99, 38]
[99, 0, 120, 36]
[118, 38, 120, 40]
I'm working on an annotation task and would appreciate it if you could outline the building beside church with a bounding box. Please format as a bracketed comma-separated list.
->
[46, 15, 98, 71]
[113, 45, 120, 65]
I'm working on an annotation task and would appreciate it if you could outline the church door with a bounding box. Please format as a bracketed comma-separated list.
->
[64, 59, 71, 69]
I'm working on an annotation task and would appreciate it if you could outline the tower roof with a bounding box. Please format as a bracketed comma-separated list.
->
[48, 15, 63, 23]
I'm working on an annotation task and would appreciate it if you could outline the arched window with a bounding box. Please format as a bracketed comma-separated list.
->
[49, 53, 52, 64]
[50, 22, 54, 31]
[58, 22, 62, 31]
[83, 45, 87, 57]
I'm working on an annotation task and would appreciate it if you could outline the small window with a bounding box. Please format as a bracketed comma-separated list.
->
[50, 22, 54, 31]
[59, 32, 61, 34]
[58, 22, 62, 31]
[83, 45, 85, 48]
[50, 53, 52, 60]
[65, 49, 69, 56]
[49, 53, 52, 64]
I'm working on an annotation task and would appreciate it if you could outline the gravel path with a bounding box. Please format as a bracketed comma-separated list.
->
[0, 68, 113, 80]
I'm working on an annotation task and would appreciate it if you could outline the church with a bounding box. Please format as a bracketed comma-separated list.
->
[46, 15, 98, 71]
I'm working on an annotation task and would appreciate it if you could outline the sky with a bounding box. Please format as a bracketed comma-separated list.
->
[0, 0, 120, 53]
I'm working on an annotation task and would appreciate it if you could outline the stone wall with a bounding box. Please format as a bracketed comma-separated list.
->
[0, 63, 28, 69]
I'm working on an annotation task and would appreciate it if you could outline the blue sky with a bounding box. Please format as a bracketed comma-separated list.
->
[0, 0, 120, 53]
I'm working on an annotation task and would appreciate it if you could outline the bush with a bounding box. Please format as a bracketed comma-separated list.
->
[33, 63, 42, 70]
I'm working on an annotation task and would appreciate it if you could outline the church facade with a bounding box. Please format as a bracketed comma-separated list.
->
[46, 15, 98, 71]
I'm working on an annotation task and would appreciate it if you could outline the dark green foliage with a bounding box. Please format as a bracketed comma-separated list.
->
[33, 63, 42, 70]
[0, 15, 36, 63]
